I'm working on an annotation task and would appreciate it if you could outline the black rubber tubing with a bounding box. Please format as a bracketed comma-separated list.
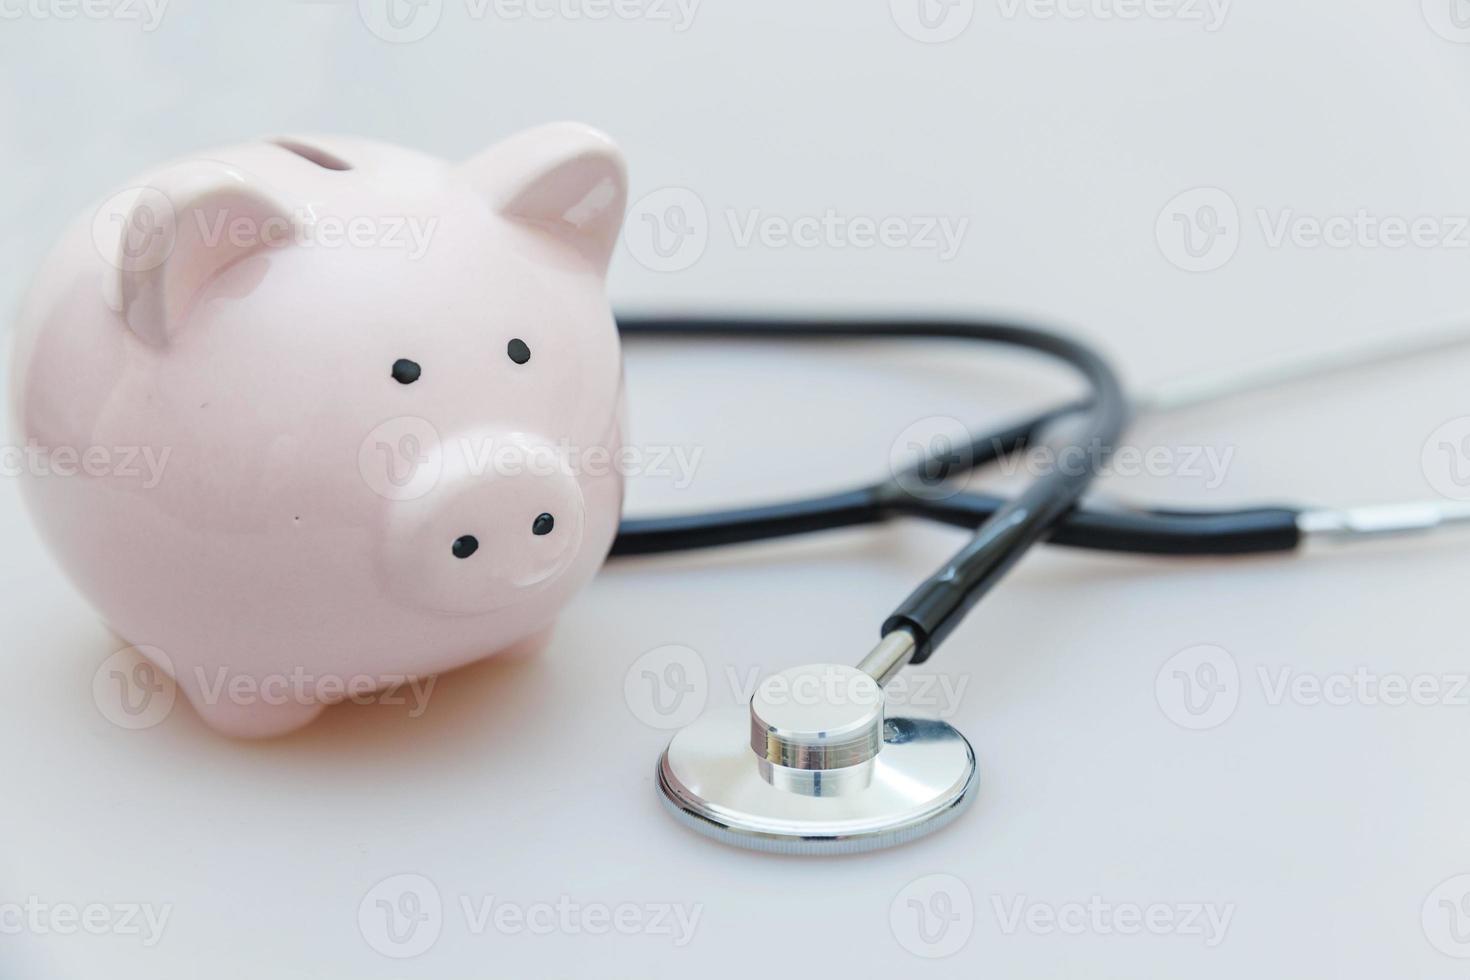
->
[612, 315, 1141, 664]
[610, 316, 1309, 660]
[611, 394, 1300, 558]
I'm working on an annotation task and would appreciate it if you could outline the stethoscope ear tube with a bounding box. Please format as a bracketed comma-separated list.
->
[1042, 502, 1300, 555]
[615, 315, 1466, 592]
[612, 320, 1307, 563]
[613, 487, 1304, 558]
[615, 315, 1131, 666]
[874, 326, 1131, 663]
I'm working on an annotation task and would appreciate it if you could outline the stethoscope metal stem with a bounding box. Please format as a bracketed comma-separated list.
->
[856, 629, 918, 688]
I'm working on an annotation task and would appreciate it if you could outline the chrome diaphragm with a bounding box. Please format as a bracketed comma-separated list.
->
[656, 661, 978, 855]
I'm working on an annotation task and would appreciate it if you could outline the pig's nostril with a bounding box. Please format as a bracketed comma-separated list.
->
[532, 513, 555, 536]
[452, 534, 480, 559]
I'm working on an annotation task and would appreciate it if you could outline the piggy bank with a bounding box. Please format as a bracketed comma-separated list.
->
[9, 124, 629, 737]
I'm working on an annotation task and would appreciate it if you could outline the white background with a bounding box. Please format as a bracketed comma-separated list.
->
[4, 0, 1470, 976]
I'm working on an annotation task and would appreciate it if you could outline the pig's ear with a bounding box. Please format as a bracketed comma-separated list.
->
[462, 122, 628, 272]
[104, 163, 300, 346]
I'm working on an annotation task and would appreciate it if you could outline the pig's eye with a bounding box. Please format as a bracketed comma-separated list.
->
[532, 513, 555, 536]
[452, 535, 479, 559]
[391, 358, 422, 385]
[507, 339, 531, 365]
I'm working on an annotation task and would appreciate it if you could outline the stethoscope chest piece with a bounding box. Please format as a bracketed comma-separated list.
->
[656, 663, 978, 854]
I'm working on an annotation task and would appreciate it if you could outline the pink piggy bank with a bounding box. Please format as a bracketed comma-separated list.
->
[10, 124, 629, 737]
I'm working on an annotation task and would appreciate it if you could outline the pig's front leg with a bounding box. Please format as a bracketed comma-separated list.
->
[178, 675, 328, 739]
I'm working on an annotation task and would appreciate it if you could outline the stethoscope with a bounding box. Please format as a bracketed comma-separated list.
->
[606, 315, 1470, 854]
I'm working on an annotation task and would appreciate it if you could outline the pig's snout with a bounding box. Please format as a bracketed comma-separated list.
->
[379, 429, 587, 615]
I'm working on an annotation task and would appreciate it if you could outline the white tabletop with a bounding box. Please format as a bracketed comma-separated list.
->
[4, 3, 1470, 976]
